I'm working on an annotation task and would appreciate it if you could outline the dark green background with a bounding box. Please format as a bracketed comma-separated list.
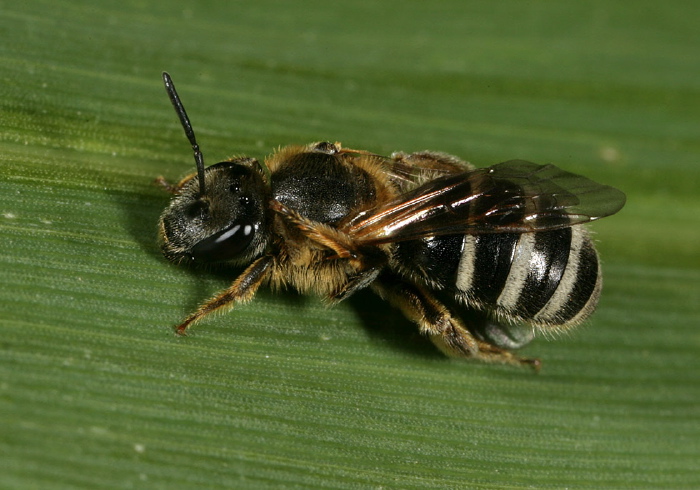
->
[1, 1, 698, 488]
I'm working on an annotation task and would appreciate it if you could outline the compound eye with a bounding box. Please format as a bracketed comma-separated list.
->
[189, 219, 255, 262]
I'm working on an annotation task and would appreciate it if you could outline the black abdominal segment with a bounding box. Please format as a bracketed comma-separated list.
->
[394, 225, 600, 328]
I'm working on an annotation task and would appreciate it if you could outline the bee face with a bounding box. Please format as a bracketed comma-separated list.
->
[159, 159, 269, 264]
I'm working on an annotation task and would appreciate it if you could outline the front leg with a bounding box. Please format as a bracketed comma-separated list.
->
[270, 200, 360, 260]
[175, 255, 274, 335]
[372, 271, 540, 370]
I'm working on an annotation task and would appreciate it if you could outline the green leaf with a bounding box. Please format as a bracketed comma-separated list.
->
[2, 1, 699, 488]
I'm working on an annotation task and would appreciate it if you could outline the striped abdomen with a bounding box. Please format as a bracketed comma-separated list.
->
[393, 225, 601, 329]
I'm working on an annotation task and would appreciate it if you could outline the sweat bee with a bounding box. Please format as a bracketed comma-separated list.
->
[156, 72, 626, 369]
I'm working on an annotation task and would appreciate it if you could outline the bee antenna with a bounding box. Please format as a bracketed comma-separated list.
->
[162, 72, 207, 197]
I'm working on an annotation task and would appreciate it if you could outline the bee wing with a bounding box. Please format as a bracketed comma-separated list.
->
[339, 148, 469, 189]
[344, 160, 626, 245]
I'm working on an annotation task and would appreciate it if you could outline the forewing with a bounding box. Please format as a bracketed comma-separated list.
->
[345, 160, 626, 244]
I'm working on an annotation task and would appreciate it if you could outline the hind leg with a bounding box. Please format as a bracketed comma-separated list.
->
[372, 271, 540, 370]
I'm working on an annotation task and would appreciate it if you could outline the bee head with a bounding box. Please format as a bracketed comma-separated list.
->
[159, 158, 269, 264]
[158, 72, 269, 264]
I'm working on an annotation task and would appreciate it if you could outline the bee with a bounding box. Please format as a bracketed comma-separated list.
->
[156, 72, 626, 369]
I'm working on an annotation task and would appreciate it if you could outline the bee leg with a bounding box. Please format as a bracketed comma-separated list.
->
[153, 172, 197, 195]
[174, 255, 274, 335]
[270, 200, 359, 260]
[372, 272, 540, 370]
[328, 268, 383, 303]
[271, 200, 391, 301]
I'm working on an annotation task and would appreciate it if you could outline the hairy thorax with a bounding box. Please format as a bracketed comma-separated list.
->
[264, 145, 398, 298]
